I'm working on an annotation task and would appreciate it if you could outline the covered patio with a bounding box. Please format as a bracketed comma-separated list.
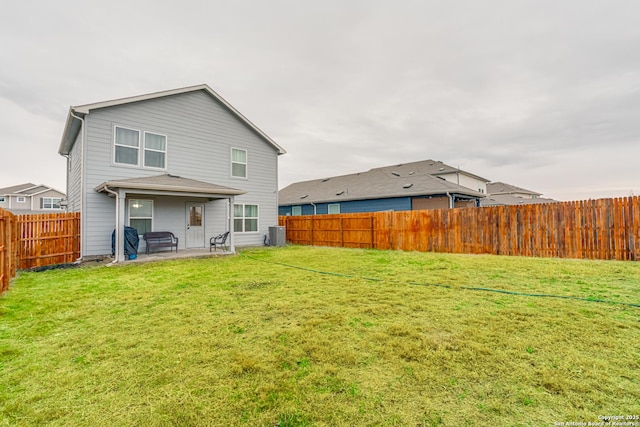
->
[94, 174, 246, 263]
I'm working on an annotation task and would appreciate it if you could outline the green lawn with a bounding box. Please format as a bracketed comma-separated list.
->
[1, 246, 639, 426]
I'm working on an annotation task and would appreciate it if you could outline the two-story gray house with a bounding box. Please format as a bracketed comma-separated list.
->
[58, 84, 286, 262]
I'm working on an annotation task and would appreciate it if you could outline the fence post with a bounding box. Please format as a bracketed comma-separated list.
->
[0, 208, 19, 294]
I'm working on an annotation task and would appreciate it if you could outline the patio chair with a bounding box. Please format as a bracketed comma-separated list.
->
[210, 231, 230, 252]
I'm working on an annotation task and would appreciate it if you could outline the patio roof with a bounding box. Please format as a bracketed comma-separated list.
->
[94, 174, 246, 198]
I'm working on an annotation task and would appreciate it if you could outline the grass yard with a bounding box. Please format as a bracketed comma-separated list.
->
[1, 245, 639, 426]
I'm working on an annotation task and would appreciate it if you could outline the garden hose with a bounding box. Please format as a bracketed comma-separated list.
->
[239, 252, 640, 309]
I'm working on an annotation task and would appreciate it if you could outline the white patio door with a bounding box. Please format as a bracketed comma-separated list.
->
[186, 203, 205, 248]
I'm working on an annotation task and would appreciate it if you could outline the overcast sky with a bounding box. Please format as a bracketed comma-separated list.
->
[2, 0, 639, 201]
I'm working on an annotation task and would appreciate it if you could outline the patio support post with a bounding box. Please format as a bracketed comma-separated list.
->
[115, 190, 126, 262]
[228, 196, 235, 253]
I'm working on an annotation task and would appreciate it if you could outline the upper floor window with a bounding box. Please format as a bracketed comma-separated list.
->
[17, 197, 26, 203]
[114, 127, 140, 166]
[0, 197, 5, 203]
[144, 132, 167, 169]
[328, 204, 340, 214]
[292, 206, 302, 216]
[42, 198, 62, 209]
[231, 148, 247, 178]
[115, 126, 166, 169]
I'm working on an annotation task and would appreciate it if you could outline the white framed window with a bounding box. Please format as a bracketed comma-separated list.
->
[42, 197, 62, 209]
[17, 197, 26, 203]
[129, 199, 153, 235]
[143, 132, 167, 169]
[328, 204, 340, 214]
[114, 126, 140, 166]
[234, 204, 258, 232]
[231, 148, 247, 178]
[292, 206, 302, 216]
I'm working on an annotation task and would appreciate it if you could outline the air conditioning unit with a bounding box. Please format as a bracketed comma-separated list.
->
[268, 226, 286, 247]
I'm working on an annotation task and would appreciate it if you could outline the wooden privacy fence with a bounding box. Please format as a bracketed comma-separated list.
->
[279, 196, 640, 261]
[18, 212, 81, 269]
[0, 209, 19, 293]
[0, 209, 81, 294]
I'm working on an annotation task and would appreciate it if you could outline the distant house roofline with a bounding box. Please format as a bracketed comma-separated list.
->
[0, 183, 65, 197]
[487, 181, 542, 196]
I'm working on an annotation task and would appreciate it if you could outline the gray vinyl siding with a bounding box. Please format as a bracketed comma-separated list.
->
[66, 131, 83, 212]
[79, 90, 279, 256]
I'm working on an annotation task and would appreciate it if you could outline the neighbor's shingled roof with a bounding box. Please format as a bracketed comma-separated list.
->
[279, 161, 485, 205]
[487, 182, 542, 196]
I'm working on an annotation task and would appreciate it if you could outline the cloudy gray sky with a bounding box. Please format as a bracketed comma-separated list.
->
[2, 0, 639, 201]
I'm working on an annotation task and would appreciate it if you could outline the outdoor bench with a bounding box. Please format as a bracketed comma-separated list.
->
[143, 231, 178, 254]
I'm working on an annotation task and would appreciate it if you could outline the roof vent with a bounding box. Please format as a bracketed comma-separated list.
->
[403, 183, 413, 189]
[300, 194, 308, 199]
[336, 190, 345, 196]
[409, 171, 415, 175]
[322, 178, 330, 182]
[438, 167, 445, 171]
[391, 172, 400, 176]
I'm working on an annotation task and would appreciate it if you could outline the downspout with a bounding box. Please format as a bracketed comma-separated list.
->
[101, 185, 121, 264]
[70, 110, 85, 258]
[446, 192, 454, 209]
[59, 153, 70, 212]
[311, 202, 317, 215]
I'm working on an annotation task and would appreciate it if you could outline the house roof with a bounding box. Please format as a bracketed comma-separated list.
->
[58, 84, 286, 156]
[0, 183, 37, 194]
[0, 183, 65, 197]
[395, 159, 491, 182]
[279, 163, 485, 205]
[94, 173, 246, 198]
[480, 194, 557, 207]
[487, 182, 542, 196]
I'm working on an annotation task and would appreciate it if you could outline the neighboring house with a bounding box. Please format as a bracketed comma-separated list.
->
[279, 160, 485, 216]
[481, 182, 557, 206]
[58, 84, 286, 262]
[0, 183, 66, 214]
